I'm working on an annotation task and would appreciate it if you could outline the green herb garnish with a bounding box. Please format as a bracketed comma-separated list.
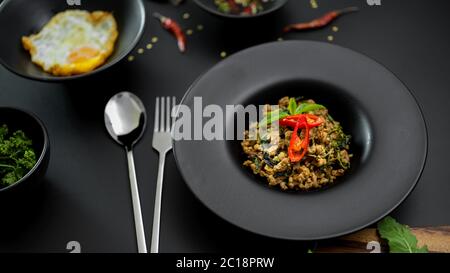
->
[214, 0, 264, 15]
[377, 216, 428, 253]
[259, 109, 289, 127]
[260, 98, 325, 127]
[295, 103, 325, 114]
[288, 98, 297, 115]
[217, 2, 231, 13]
[0, 124, 37, 187]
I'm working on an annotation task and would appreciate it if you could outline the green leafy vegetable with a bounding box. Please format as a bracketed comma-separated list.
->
[259, 98, 326, 126]
[288, 98, 297, 115]
[0, 124, 37, 187]
[214, 0, 264, 15]
[295, 103, 325, 114]
[259, 109, 289, 127]
[217, 2, 231, 13]
[377, 216, 428, 253]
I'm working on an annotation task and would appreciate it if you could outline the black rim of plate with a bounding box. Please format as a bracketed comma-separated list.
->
[173, 41, 428, 240]
[0, 0, 146, 82]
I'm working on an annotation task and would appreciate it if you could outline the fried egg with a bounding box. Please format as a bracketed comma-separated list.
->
[22, 10, 118, 76]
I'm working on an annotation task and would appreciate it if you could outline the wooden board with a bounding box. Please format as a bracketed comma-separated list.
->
[316, 226, 450, 253]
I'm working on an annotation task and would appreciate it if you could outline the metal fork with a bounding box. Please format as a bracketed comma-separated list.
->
[151, 96, 176, 253]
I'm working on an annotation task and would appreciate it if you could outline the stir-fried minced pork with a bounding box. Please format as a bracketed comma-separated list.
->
[242, 97, 352, 191]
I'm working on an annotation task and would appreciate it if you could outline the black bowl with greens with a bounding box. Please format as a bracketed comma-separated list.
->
[0, 107, 49, 195]
[194, 0, 288, 19]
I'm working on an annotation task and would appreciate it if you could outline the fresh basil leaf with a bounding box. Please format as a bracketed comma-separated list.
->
[377, 216, 428, 253]
[295, 103, 325, 114]
[259, 109, 289, 127]
[288, 98, 297, 115]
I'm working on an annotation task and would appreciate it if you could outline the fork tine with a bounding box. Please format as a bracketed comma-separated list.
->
[166, 97, 171, 132]
[160, 97, 165, 132]
[154, 97, 160, 132]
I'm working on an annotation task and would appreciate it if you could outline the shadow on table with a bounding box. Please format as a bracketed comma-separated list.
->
[0, 179, 48, 243]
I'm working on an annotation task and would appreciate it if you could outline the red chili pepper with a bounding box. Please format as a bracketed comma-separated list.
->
[283, 7, 359, 33]
[299, 124, 310, 161]
[288, 116, 311, 163]
[242, 7, 252, 15]
[288, 119, 304, 162]
[283, 114, 323, 163]
[242, 2, 258, 15]
[227, 0, 240, 14]
[280, 114, 323, 128]
[153, 12, 186, 53]
[280, 118, 300, 128]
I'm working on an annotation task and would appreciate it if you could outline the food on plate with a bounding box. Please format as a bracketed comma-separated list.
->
[214, 0, 274, 16]
[0, 124, 37, 187]
[22, 10, 118, 76]
[242, 97, 352, 191]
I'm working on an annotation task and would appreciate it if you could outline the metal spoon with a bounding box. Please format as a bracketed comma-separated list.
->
[104, 92, 147, 253]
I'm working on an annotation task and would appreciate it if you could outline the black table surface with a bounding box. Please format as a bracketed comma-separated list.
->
[0, 0, 449, 253]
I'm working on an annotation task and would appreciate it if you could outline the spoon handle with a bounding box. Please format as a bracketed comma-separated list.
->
[151, 152, 166, 253]
[126, 148, 148, 253]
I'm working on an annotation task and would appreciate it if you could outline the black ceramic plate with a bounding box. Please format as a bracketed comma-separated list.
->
[173, 41, 427, 240]
[0, 0, 145, 81]
[193, 0, 288, 19]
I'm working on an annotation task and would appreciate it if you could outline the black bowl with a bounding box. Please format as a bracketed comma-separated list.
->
[193, 0, 288, 19]
[173, 41, 427, 240]
[0, 0, 146, 81]
[0, 107, 50, 196]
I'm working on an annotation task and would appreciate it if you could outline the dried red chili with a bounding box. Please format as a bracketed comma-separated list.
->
[283, 7, 359, 33]
[153, 12, 187, 53]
